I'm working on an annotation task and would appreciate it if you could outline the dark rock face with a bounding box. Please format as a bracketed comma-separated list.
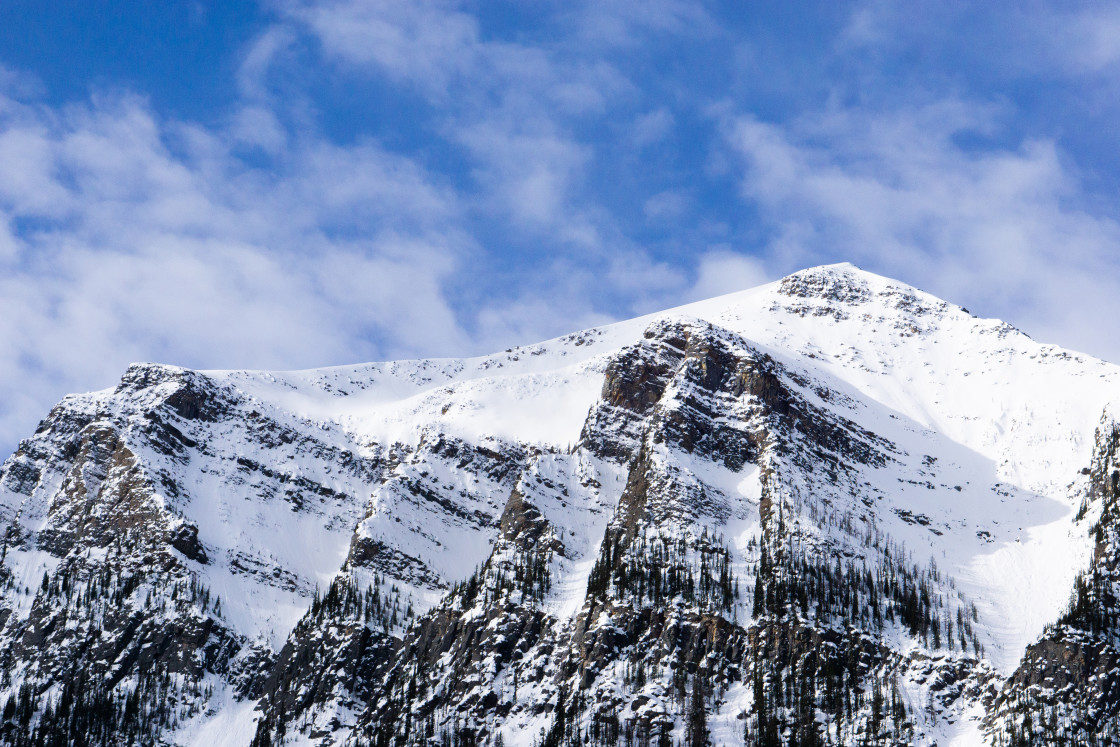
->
[500, 487, 563, 556]
[778, 269, 873, 306]
[252, 577, 400, 745]
[169, 522, 208, 564]
[1011, 638, 1120, 694]
[345, 536, 446, 589]
[115, 364, 229, 423]
[585, 320, 894, 482]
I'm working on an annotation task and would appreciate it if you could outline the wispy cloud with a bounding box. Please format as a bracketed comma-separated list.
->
[721, 100, 1120, 359]
[287, 0, 480, 97]
[1046, 5, 1120, 74]
[0, 83, 469, 452]
[272, 0, 641, 246]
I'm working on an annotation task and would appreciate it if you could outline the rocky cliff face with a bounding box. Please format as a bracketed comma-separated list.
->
[0, 264, 1117, 746]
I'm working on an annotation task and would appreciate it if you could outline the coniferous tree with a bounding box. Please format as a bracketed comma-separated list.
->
[686, 674, 707, 747]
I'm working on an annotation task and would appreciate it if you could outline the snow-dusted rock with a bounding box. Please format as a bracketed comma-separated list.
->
[1, 263, 1117, 746]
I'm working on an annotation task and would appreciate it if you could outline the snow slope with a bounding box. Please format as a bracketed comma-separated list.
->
[1, 263, 1115, 746]
[187, 263, 1112, 672]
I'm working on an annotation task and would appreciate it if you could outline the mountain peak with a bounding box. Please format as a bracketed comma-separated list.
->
[786, 260, 863, 275]
[777, 262, 875, 305]
[2, 261, 1120, 746]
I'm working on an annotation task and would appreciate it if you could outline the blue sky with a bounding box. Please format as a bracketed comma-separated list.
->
[2, 1, 1120, 453]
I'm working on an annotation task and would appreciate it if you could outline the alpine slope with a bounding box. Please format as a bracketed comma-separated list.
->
[0, 263, 1117, 747]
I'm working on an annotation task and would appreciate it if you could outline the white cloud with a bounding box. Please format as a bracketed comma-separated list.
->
[456, 123, 591, 232]
[0, 124, 68, 216]
[1054, 6, 1120, 74]
[467, 244, 772, 357]
[286, 0, 479, 97]
[237, 26, 296, 100]
[230, 106, 288, 153]
[722, 101, 1120, 362]
[570, 0, 715, 47]
[0, 64, 45, 101]
[687, 249, 771, 302]
[0, 87, 471, 453]
[473, 291, 613, 355]
[631, 108, 674, 148]
[273, 0, 638, 244]
[643, 190, 689, 222]
[838, 1, 1120, 82]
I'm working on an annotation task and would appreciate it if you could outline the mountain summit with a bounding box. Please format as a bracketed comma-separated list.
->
[1, 264, 1117, 746]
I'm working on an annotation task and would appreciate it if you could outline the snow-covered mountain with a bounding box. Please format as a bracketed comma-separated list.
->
[0, 263, 1117, 746]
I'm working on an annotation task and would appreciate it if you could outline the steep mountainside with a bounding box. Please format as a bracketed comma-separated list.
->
[0, 264, 1116, 746]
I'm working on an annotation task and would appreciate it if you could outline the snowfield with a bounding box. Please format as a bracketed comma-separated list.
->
[202, 264, 1112, 670]
[1, 263, 1116, 746]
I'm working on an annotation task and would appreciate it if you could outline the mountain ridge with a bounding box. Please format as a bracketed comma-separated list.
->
[0, 263, 1116, 746]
